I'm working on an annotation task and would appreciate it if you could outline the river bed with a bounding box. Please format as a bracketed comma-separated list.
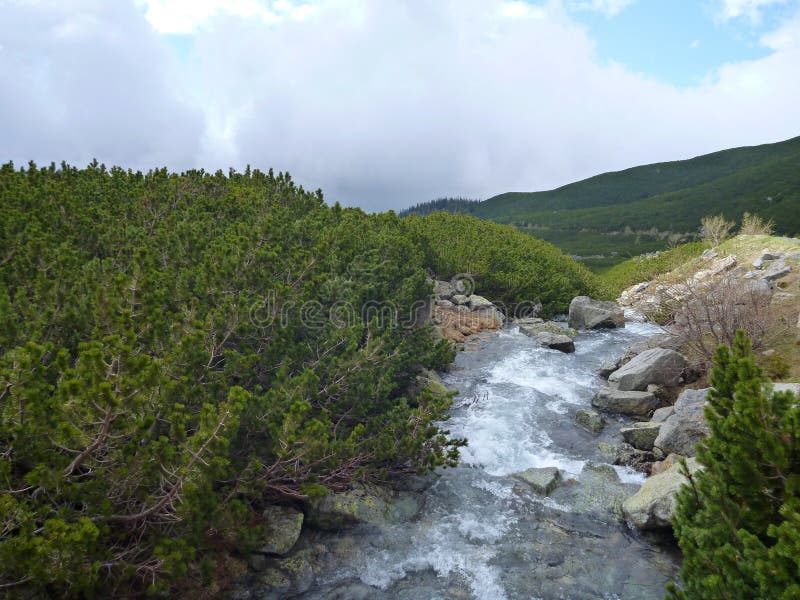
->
[265, 320, 682, 599]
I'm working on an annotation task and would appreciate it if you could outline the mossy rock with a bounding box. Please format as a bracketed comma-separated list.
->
[256, 506, 304, 556]
[306, 484, 420, 530]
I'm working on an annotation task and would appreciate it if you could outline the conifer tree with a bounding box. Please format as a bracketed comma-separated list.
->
[669, 330, 800, 598]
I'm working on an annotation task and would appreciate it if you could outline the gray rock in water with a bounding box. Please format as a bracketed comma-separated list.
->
[608, 348, 686, 391]
[592, 388, 659, 417]
[513, 467, 562, 495]
[592, 387, 660, 417]
[597, 358, 621, 379]
[653, 388, 711, 457]
[306, 484, 419, 530]
[568, 296, 625, 330]
[252, 544, 328, 598]
[622, 458, 701, 529]
[575, 408, 605, 433]
[621, 422, 662, 451]
[518, 320, 578, 338]
[256, 506, 304, 556]
[534, 331, 575, 353]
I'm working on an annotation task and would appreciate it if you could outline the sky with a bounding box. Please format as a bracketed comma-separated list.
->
[1, 0, 799, 211]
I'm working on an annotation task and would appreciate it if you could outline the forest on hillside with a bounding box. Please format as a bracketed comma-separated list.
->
[402, 136, 800, 269]
[0, 162, 600, 596]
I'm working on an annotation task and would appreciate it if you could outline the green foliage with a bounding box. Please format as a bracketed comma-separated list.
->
[405, 136, 800, 265]
[404, 212, 606, 314]
[598, 241, 705, 295]
[0, 162, 467, 596]
[668, 331, 800, 598]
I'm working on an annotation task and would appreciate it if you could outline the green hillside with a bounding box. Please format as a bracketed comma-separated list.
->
[402, 136, 800, 268]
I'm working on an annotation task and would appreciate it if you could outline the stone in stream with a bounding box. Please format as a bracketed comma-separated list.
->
[653, 388, 711, 457]
[623, 458, 702, 529]
[575, 408, 605, 433]
[591, 388, 659, 417]
[568, 296, 625, 330]
[620, 422, 662, 451]
[534, 331, 575, 353]
[255, 506, 305, 556]
[607, 348, 686, 391]
[597, 358, 621, 379]
[513, 467, 562, 495]
[305, 483, 420, 530]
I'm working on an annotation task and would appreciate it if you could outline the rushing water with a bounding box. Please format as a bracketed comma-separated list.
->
[289, 320, 682, 599]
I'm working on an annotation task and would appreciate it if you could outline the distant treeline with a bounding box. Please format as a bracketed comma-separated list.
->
[399, 197, 483, 217]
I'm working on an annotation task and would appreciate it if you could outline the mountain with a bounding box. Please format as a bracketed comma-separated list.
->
[401, 136, 800, 269]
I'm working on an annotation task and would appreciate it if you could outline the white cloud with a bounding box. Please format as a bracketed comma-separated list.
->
[139, 0, 314, 34]
[0, 0, 799, 211]
[0, 0, 203, 169]
[717, 0, 788, 22]
[570, 0, 636, 17]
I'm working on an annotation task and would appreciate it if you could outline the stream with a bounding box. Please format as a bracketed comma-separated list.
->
[272, 319, 682, 599]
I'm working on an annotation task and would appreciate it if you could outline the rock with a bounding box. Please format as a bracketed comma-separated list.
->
[451, 294, 469, 305]
[473, 305, 505, 325]
[597, 442, 654, 473]
[415, 371, 450, 398]
[650, 406, 674, 423]
[592, 388, 659, 417]
[567, 463, 631, 517]
[306, 484, 419, 530]
[263, 545, 326, 597]
[433, 280, 455, 299]
[653, 388, 711, 457]
[534, 331, 575, 353]
[650, 453, 684, 476]
[597, 358, 621, 379]
[762, 261, 791, 282]
[700, 249, 718, 260]
[622, 458, 702, 529]
[760, 251, 784, 261]
[568, 296, 625, 330]
[752, 257, 766, 269]
[518, 320, 578, 338]
[608, 348, 686, 391]
[513, 467, 562, 495]
[620, 422, 662, 451]
[467, 294, 493, 309]
[575, 408, 605, 433]
[435, 299, 454, 308]
[690, 255, 737, 284]
[256, 506, 304, 556]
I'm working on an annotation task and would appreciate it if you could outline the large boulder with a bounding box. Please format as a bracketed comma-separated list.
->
[255, 506, 304, 556]
[591, 387, 659, 417]
[620, 422, 662, 451]
[305, 484, 419, 530]
[622, 458, 701, 529]
[653, 388, 711, 457]
[608, 348, 686, 391]
[568, 296, 625, 330]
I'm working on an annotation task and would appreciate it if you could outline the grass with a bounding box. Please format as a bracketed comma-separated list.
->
[598, 241, 706, 296]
